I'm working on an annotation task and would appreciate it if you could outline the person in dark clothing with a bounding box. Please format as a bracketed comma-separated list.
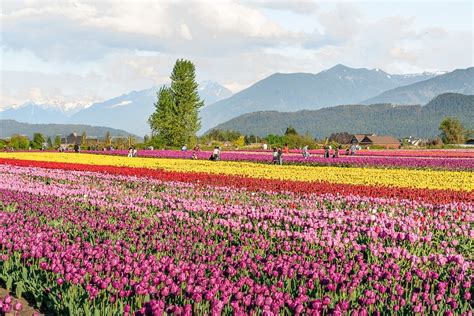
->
[277, 147, 283, 165]
[272, 147, 278, 164]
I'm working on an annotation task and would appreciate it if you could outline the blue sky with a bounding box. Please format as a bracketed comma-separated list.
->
[1, 0, 473, 110]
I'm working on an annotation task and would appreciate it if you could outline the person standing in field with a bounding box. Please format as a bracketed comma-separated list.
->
[302, 145, 310, 159]
[272, 147, 278, 164]
[324, 146, 330, 158]
[210, 146, 221, 161]
[277, 147, 283, 165]
[284, 144, 289, 154]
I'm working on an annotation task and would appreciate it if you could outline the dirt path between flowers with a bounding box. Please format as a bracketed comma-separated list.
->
[0, 288, 42, 316]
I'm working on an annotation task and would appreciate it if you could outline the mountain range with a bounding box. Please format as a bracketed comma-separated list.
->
[361, 67, 474, 105]
[0, 120, 135, 139]
[1, 81, 232, 136]
[199, 65, 445, 132]
[213, 93, 474, 138]
[1, 65, 473, 137]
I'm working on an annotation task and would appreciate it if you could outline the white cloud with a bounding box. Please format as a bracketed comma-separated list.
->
[1, 0, 472, 108]
[245, 0, 319, 15]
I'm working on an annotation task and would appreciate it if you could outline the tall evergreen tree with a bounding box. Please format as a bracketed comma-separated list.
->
[148, 86, 176, 145]
[148, 59, 203, 147]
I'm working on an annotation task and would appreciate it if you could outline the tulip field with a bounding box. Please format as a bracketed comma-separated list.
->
[0, 151, 473, 315]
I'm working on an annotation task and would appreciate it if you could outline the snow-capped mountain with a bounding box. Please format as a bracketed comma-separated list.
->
[1, 81, 233, 136]
[199, 81, 233, 106]
[69, 81, 233, 136]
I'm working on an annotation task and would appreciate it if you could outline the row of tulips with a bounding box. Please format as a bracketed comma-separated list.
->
[242, 148, 474, 158]
[0, 163, 472, 315]
[1, 152, 473, 192]
[1, 158, 473, 204]
[85, 149, 474, 171]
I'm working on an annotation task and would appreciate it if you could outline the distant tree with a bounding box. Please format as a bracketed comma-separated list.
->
[9, 135, 30, 150]
[439, 117, 465, 144]
[204, 129, 242, 142]
[47, 137, 53, 148]
[244, 134, 254, 145]
[284, 126, 298, 136]
[143, 135, 150, 144]
[128, 136, 135, 147]
[265, 134, 285, 147]
[234, 135, 245, 148]
[149, 59, 203, 147]
[284, 133, 316, 149]
[81, 131, 87, 147]
[54, 135, 61, 148]
[328, 132, 353, 144]
[104, 131, 112, 146]
[31, 133, 45, 149]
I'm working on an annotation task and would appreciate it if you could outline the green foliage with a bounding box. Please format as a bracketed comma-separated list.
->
[30, 133, 45, 149]
[234, 135, 245, 148]
[284, 126, 298, 136]
[284, 133, 317, 149]
[1, 120, 134, 140]
[265, 134, 285, 147]
[8, 135, 30, 150]
[203, 129, 242, 142]
[266, 126, 317, 148]
[47, 137, 53, 148]
[244, 134, 259, 145]
[215, 93, 474, 139]
[149, 87, 178, 146]
[81, 131, 87, 147]
[439, 117, 465, 144]
[54, 135, 61, 148]
[104, 131, 112, 146]
[148, 59, 203, 147]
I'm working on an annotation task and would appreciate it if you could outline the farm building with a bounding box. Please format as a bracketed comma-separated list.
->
[359, 135, 401, 149]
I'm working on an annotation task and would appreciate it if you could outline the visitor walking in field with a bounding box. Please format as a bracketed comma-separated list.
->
[272, 147, 278, 164]
[210, 146, 221, 161]
[277, 147, 283, 165]
[324, 146, 330, 158]
[302, 145, 310, 159]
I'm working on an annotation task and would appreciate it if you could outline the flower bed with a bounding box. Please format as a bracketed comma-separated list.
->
[0, 153, 472, 192]
[0, 164, 472, 315]
[82, 150, 474, 171]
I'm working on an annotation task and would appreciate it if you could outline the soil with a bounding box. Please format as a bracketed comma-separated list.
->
[0, 288, 42, 316]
